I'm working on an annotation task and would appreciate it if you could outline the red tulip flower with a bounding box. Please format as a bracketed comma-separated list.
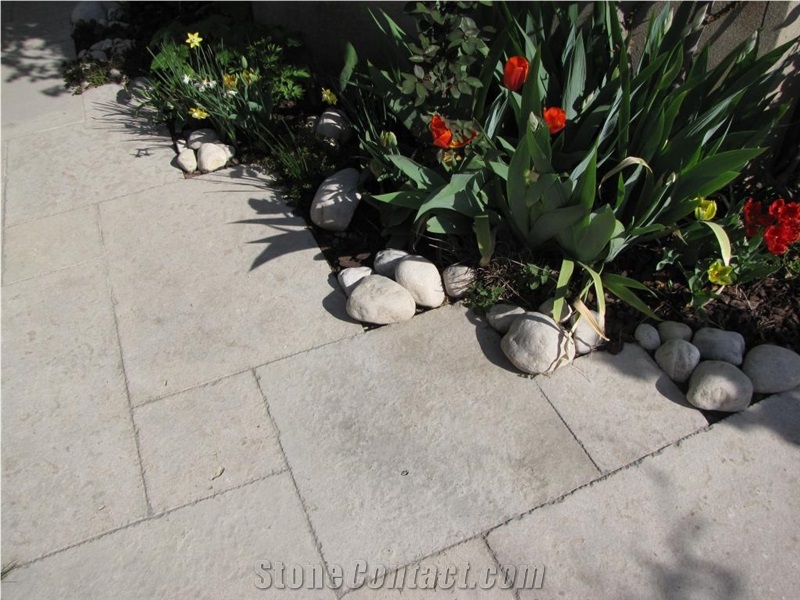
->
[503, 56, 529, 92]
[543, 107, 567, 134]
[429, 115, 477, 149]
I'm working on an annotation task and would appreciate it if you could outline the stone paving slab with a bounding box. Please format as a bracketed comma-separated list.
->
[134, 371, 286, 513]
[1, 2, 84, 139]
[487, 392, 800, 599]
[1, 261, 147, 565]
[344, 538, 516, 599]
[99, 171, 361, 404]
[0, 473, 336, 600]
[4, 119, 179, 226]
[534, 343, 708, 473]
[1, 203, 103, 284]
[255, 305, 600, 580]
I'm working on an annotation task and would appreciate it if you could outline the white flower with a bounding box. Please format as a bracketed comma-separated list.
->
[226, 89, 237, 97]
[182, 73, 192, 85]
[195, 79, 217, 92]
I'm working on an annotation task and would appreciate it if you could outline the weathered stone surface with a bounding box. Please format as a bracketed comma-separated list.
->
[99, 174, 359, 405]
[742, 344, 800, 394]
[186, 128, 219, 150]
[133, 372, 285, 512]
[176, 148, 197, 173]
[255, 305, 599, 574]
[571, 310, 604, 355]
[309, 168, 361, 232]
[394, 255, 445, 308]
[346, 275, 417, 324]
[2, 205, 103, 284]
[535, 344, 707, 473]
[3, 475, 335, 600]
[692, 327, 746, 365]
[2, 263, 146, 564]
[346, 538, 517, 599]
[686, 361, 753, 412]
[5, 123, 177, 226]
[486, 303, 526, 334]
[655, 339, 701, 383]
[442, 264, 475, 300]
[373, 249, 410, 278]
[501, 312, 575, 375]
[337, 266, 373, 296]
[487, 393, 800, 600]
[197, 143, 228, 173]
[658, 320, 693, 342]
[315, 108, 353, 143]
[634, 323, 661, 351]
[537, 297, 574, 323]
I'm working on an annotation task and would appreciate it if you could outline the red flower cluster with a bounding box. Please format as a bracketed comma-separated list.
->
[743, 197, 800, 255]
[429, 115, 477, 149]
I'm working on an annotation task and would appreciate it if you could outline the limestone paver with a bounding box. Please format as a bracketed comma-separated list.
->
[1, 2, 84, 139]
[487, 393, 800, 599]
[100, 172, 361, 404]
[134, 371, 286, 513]
[535, 343, 708, 473]
[0, 474, 336, 600]
[4, 121, 179, 226]
[256, 305, 600, 579]
[2, 203, 103, 284]
[344, 538, 518, 599]
[1, 261, 147, 565]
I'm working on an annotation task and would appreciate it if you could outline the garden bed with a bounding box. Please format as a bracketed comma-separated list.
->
[65, 0, 800, 418]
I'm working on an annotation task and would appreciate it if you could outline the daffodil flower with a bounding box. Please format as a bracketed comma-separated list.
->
[186, 32, 203, 48]
[189, 107, 209, 120]
[182, 74, 192, 85]
[321, 88, 338, 105]
[695, 198, 717, 221]
[223, 73, 237, 89]
[707, 260, 734, 285]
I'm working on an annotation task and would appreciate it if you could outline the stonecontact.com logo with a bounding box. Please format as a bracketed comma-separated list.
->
[254, 560, 545, 591]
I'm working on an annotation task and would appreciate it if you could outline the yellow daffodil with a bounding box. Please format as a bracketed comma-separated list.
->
[707, 260, 734, 285]
[223, 73, 237, 89]
[695, 198, 717, 221]
[321, 88, 338, 105]
[189, 107, 209, 120]
[186, 32, 203, 49]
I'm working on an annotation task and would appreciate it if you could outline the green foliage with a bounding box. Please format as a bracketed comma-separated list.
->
[339, 0, 797, 319]
[144, 30, 309, 150]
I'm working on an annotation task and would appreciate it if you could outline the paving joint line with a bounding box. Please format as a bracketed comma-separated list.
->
[132, 330, 365, 410]
[533, 378, 603, 475]
[336, 420, 721, 598]
[5, 468, 290, 572]
[97, 202, 154, 517]
[4, 180, 179, 230]
[0, 256, 106, 288]
[481, 535, 521, 600]
[482, 421, 715, 536]
[249, 368, 342, 599]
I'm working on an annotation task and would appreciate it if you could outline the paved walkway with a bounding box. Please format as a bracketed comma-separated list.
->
[2, 3, 798, 598]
